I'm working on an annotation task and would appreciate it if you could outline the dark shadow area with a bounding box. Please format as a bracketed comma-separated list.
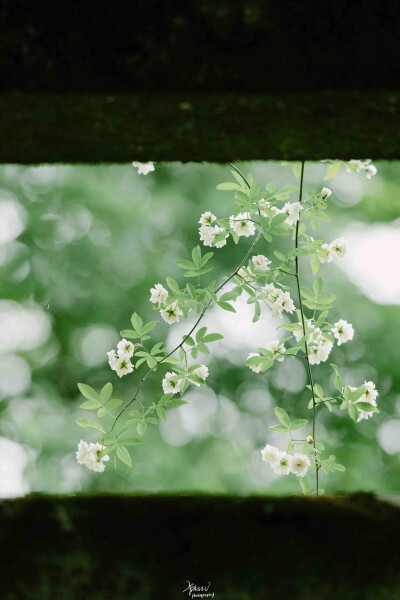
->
[1, 493, 399, 599]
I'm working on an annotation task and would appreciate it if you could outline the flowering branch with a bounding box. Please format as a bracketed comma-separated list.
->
[76, 160, 380, 491]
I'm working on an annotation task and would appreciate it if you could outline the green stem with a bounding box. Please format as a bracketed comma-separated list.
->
[294, 160, 319, 496]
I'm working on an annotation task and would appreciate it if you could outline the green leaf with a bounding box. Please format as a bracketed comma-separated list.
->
[76, 419, 106, 433]
[300, 477, 311, 495]
[120, 329, 140, 339]
[202, 333, 224, 343]
[311, 255, 320, 275]
[163, 397, 188, 408]
[77, 383, 98, 402]
[106, 398, 122, 410]
[100, 382, 113, 404]
[196, 327, 207, 342]
[274, 407, 290, 427]
[313, 277, 323, 296]
[116, 446, 132, 467]
[314, 383, 324, 399]
[356, 402, 379, 413]
[137, 421, 147, 436]
[191, 246, 202, 266]
[217, 301, 236, 313]
[156, 405, 167, 421]
[269, 424, 289, 433]
[324, 161, 341, 180]
[79, 400, 100, 410]
[216, 182, 240, 190]
[119, 437, 142, 446]
[290, 419, 308, 431]
[142, 321, 158, 335]
[130, 312, 143, 333]
[176, 260, 197, 270]
[166, 277, 180, 293]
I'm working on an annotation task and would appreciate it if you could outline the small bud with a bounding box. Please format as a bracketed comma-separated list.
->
[306, 435, 314, 444]
[321, 187, 332, 199]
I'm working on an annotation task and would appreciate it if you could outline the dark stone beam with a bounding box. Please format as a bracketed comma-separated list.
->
[2, 1, 400, 162]
[1, 90, 400, 163]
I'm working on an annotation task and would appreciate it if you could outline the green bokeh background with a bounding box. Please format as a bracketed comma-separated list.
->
[0, 161, 399, 496]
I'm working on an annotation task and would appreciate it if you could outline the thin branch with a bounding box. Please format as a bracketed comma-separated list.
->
[294, 160, 319, 495]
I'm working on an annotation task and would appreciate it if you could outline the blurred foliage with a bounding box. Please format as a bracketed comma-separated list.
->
[0, 161, 399, 496]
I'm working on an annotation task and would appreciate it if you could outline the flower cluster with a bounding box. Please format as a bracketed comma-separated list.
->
[319, 237, 348, 263]
[107, 339, 135, 377]
[198, 212, 229, 248]
[149, 283, 183, 325]
[260, 199, 303, 225]
[162, 365, 209, 394]
[354, 381, 379, 422]
[348, 159, 377, 179]
[263, 283, 295, 318]
[76, 440, 109, 472]
[261, 444, 311, 477]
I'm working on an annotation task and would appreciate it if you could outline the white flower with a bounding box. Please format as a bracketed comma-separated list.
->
[198, 211, 216, 226]
[319, 242, 335, 263]
[160, 300, 183, 325]
[319, 238, 347, 263]
[260, 444, 279, 464]
[132, 161, 155, 175]
[107, 349, 118, 369]
[162, 371, 182, 394]
[348, 159, 377, 178]
[199, 225, 216, 247]
[280, 291, 295, 314]
[293, 319, 332, 365]
[293, 319, 314, 342]
[259, 199, 280, 217]
[213, 225, 228, 248]
[355, 381, 379, 422]
[321, 187, 332, 199]
[229, 213, 256, 237]
[252, 254, 271, 271]
[281, 202, 303, 226]
[150, 283, 169, 306]
[191, 364, 209, 386]
[262, 284, 295, 318]
[247, 352, 261, 373]
[308, 337, 333, 365]
[272, 452, 291, 475]
[117, 339, 135, 359]
[332, 319, 354, 346]
[114, 356, 134, 378]
[365, 164, 377, 179]
[263, 283, 283, 317]
[349, 159, 367, 172]
[290, 453, 311, 477]
[330, 237, 347, 257]
[306, 435, 314, 444]
[265, 340, 286, 362]
[76, 440, 110, 473]
[237, 267, 251, 281]
[76, 439, 93, 466]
